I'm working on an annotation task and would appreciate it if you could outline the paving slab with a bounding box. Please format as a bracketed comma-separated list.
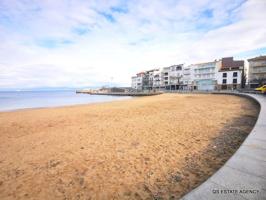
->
[237, 145, 266, 162]
[182, 94, 266, 200]
[210, 166, 266, 200]
[182, 181, 246, 200]
[248, 125, 266, 141]
[242, 138, 266, 150]
[225, 153, 266, 179]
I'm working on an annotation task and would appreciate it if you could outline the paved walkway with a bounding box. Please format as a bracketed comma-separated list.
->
[182, 94, 266, 200]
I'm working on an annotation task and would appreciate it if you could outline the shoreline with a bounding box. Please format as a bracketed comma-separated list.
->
[0, 95, 133, 113]
[0, 94, 259, 199]
[76, 90, 163, 96]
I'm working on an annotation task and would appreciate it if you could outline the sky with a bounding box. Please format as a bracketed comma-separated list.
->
[0, 0, 266, 90]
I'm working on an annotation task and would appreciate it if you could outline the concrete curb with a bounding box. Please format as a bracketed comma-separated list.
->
[181, 93, 266, 200]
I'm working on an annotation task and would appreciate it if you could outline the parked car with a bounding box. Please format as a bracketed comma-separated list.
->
[255, 85, 266, 94]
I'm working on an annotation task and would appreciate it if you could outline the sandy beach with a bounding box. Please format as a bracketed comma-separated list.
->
[0, 94, 259, 199]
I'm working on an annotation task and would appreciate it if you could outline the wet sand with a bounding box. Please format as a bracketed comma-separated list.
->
[0, 94, 259, 199]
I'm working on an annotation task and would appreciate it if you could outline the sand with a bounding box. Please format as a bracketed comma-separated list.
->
[0, 94, 259, 199]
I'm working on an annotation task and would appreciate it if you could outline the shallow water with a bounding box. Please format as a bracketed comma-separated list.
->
[0, 90, 131, 111]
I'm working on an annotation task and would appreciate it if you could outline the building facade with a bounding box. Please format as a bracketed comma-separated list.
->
[161, 66, 170, 89]
[162, 64, 184, 90]
[143, 69, 159, 90]
[182, 65, 194, 90]
[131, 76, 138, 90]
[131, 72, 145, 91]
[131, 56, 263, 91]
[131, 69, 160, 91]
[248, 55, 266, 88]
[217, 57, 244, 90]
[153, 69, 162, 89]
[192, 61, 218, 91]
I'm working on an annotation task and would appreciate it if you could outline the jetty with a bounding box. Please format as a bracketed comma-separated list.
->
[76, 90, 162, 96]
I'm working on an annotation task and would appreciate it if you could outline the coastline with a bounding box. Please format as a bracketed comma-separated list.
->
[0, 92, 132, 113]
[0, 94, 259, 199]
[0, 97, 133, 113]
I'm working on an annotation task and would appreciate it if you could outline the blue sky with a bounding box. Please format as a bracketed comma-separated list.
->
[0, 0, 266, 89]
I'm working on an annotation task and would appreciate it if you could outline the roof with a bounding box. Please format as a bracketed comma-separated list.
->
[219, 68, 242, 72]
[248, 55, 266, 61]
[221, 57, 244, 70]
[190, 60, 217, 66]
[146, 68, 159, 72]
[136, 72, 145, 75]
[169, 64, 183, 67]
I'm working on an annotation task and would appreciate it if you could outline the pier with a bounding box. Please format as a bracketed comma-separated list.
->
[76, 90, 163, 96]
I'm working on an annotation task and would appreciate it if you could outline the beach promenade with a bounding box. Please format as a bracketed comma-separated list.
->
[182, 93, 266, 200]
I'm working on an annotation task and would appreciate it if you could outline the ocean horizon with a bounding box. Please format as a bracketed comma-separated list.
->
[0, 90, 131, 112]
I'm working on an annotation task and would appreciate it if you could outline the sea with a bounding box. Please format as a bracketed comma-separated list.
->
[0, 90, 131, 112]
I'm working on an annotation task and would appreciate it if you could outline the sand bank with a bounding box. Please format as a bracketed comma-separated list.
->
[0, 94, 259, 199]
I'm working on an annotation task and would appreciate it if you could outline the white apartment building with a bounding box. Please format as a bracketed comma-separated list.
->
[217, 71, 242, 90]
[161, 66, 170, 88]
[144, 69, 159, 90]
[161, 64, 183, 90]
[131, 76, 138, 89]
[192, 61, 218, 91]
[131, 69, 160, 91]
[131, 72, 145, 91]
[216, 57, 244, 90]
[169, 64, 183, 84]
[153, 69, 162, 89]
[183, 65, 194, 90]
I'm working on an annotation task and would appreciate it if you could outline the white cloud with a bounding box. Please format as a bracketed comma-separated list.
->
[0, 0, 266, 89]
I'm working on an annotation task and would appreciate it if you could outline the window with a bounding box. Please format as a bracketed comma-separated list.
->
[164, 77, 168, 80]
[223, 73, 227, 78]
[233, 79, 237, 84]
[233, 72, 238, 77]
[223, 79, 227, 84]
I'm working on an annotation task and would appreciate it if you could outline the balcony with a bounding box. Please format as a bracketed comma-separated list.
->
[194, 72, 215, 75]
[194, 65, 215, 70]
[252, 70, 266, 74]
[251, 67, 266, 74]
[194, 74, 215, 80]
[250, 62, 266, 67]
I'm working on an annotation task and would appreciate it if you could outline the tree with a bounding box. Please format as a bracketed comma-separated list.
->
[241, 68, 247, 89]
